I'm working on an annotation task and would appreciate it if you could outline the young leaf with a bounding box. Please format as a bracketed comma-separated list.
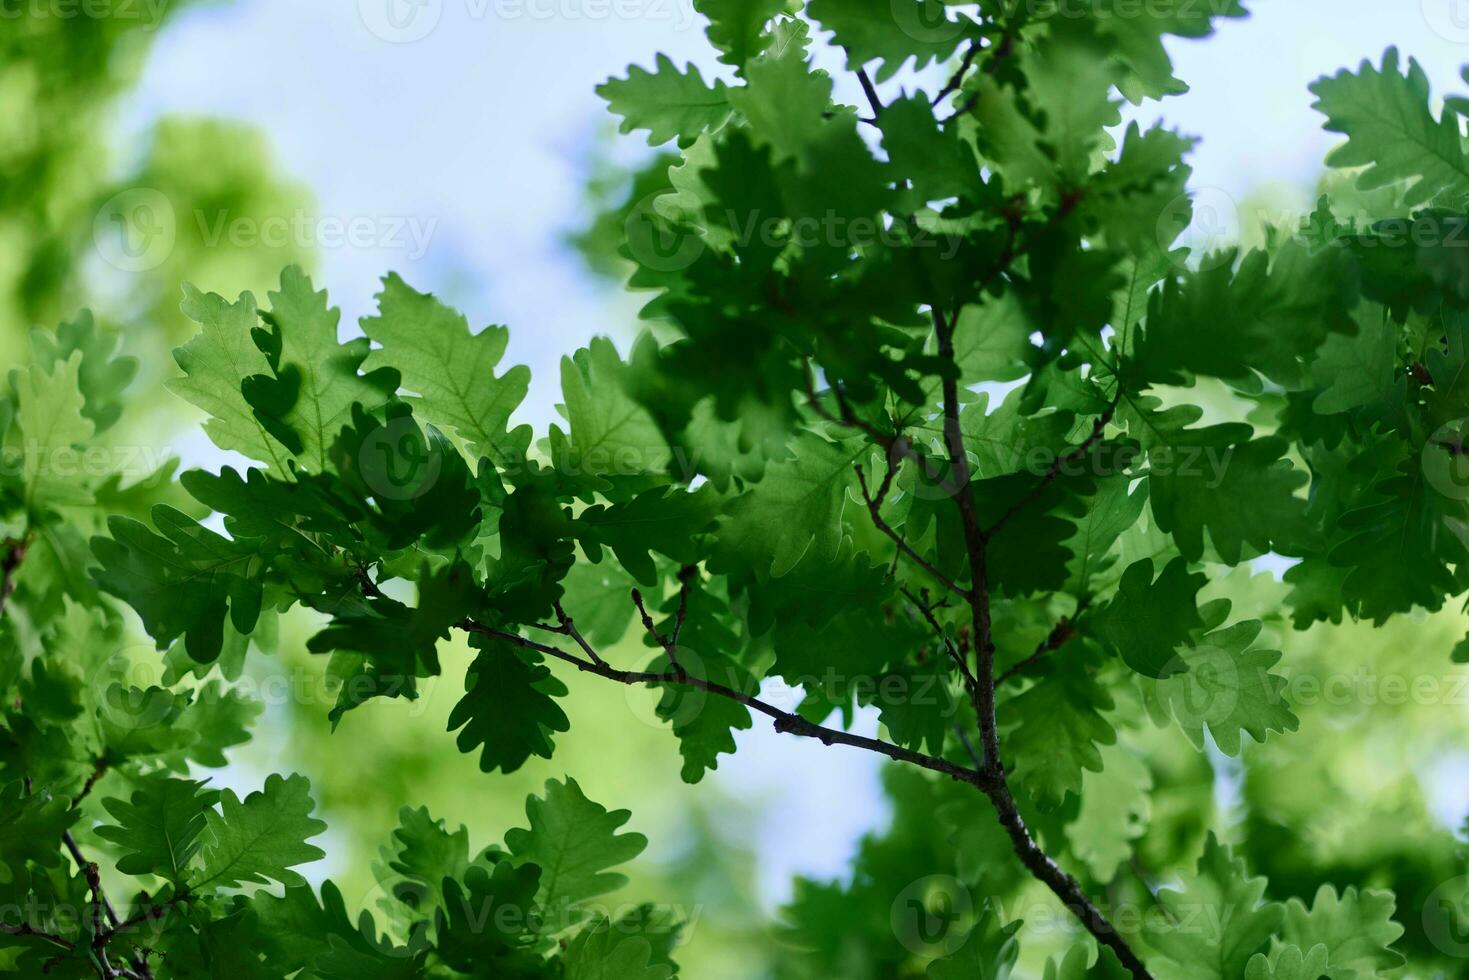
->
[598, 54, 731, 147]
[359, 273, 532, 467]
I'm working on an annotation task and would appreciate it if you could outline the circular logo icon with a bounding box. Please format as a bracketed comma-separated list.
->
[1163, 645, 1239, 726]
[891, 0, 966, 44]
[1423, 0, 1469, 44]
[623, 193, 705, 273]
[356, 873, 437, 956]
[1156, 186, 1239, 271]
[1423, 419, 1469, 501]
[93, 188, 176, 273]
[358, 415, 443, 501]
[621, 646, 709, 732]
[889, 875, 974, 957]
[1424, 876, 1469, 957]
[87, 641, 170, 721]
[358, 0, 443, 43]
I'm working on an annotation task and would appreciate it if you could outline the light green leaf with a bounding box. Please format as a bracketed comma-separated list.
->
[360, 273, 531, 467]
[598, 54, 731, 147]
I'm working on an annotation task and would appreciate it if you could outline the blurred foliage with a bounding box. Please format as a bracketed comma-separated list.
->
[0, 4, 768, 976]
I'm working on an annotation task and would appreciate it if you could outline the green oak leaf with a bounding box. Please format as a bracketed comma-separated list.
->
[598, 54, 731, 147]
[1143, 833, 1282, 980]
[1094, 556, 1206, 677]
[448, 636, 570, 774]
[195, 772, 327, 890]
[96, 775, 219, 882]
[1149, 620, 1299, 757]
[360, 272, 532, 467]
[1280, 885, 1405, 979]
[504, 777, 648, 922]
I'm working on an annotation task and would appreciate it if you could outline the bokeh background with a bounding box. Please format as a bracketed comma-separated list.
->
[11, 1, 1469, 975]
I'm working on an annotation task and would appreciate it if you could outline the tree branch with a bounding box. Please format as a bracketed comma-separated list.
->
[932, 305, 1155, 978]
[452, 615, 996, 793]
[931, 40, 980, 107]
[0, 922, 73, 950]
[851, 59, 883, 119]
[552, 601, 606, 667]
[802, 358, 899, 449]
[71, 757, 109, 809]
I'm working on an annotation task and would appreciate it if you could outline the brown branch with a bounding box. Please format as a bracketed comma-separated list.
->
[0, 922, 73, 951]
[932, 305, 998, 763]
[932, 304, 1154, 978]
[552, 601, 606, 667]
[105, 891, 191, 943]
[671, 564, 696, 647]
[453, 616, 996, 793]
[80, 859, 118, 979]
[944, 27, 1016, 121]
[0, 535, 29, 618]
[801, 358, 898, 449]
[852, 61, 883, 119]
[63, 833, 118, 931]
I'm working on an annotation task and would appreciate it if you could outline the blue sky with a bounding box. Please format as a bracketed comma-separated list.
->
[116, 0, 1469, 902]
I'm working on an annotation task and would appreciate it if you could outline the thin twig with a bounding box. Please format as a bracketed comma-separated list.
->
[853, 61, 883, 118]
[900, 586, 978, 699]
[943, 28, 1016, 121]
[931, 301, 1155, 979]
[671, 565, 696, 647]
[0, 923, 72, 950]
[801, 359, 898, 449]
[996, 604, 1087, 687]
[0, 535, 29, 618]
[63, 834, 118, 930]
[854, 461, 966, 600]
[553, 601, 606, 667]
[931, 40, 980, 106]
[81, 859, 115, 979]
[71, 758, 109, 809]
[986, 399, 1120, 539]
